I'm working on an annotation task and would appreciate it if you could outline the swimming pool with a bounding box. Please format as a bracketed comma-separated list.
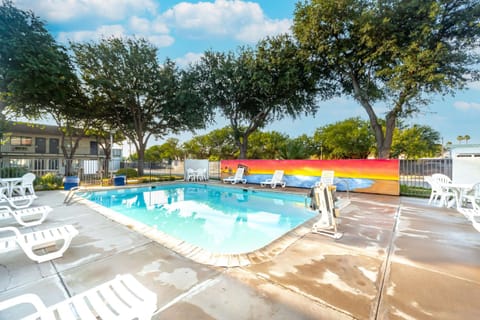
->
[79, 183, 316, 254]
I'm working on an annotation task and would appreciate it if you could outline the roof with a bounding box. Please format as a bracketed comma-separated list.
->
[2, 122, 61, 136]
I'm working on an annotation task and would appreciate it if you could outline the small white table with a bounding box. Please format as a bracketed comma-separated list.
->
[0, 177, 23, 197]
[440, 182, 474, 208]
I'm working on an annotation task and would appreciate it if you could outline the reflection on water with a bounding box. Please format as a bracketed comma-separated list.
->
[83, 184, 316, 254]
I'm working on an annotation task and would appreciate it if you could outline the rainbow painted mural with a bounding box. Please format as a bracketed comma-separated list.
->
[220, 159, 400, 195]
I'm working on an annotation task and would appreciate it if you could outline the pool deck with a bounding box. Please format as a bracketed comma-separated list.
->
[1, 184, 479, 319]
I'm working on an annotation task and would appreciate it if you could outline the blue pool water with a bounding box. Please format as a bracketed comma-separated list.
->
[80, 184, 316, 254]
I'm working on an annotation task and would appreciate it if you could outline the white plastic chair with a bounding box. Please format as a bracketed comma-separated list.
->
[0, 224, 78, 263]
[316, 170, 335, 187]
[0, 274, 157, 320]
[223, 167, 247, 184]
[429, 174, 455, 207]
[186, 168, 196, 181]
[11, 173, 36, 196]
[0, 205, 52, 227]
[260, 170, 286, 188]
[0, 189, 37, 209]
[197, 168, 208, 181]
[461, 182, 480, 209]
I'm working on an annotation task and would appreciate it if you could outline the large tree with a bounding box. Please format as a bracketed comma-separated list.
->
[72, 38, 212, 175]
[194, 34, 327, 159]
[0, 0, 95, 176]
[293, 0, 480, 158]
[0, 0, 80, 114]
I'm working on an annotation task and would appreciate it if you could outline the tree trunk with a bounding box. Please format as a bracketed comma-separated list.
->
[238, 136, 248, 159]
[65, 158, 74, 176]
[137, 145, 146, 176]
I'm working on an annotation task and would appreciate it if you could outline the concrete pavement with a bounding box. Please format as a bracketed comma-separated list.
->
[0, 187, 479, 319]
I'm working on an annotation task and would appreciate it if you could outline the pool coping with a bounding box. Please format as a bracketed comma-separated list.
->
[71, 181, 319, 267]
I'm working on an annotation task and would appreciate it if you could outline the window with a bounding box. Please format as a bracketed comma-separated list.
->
[49, 138, 59, 154]
[11, 136, 32, 146]
[112, 149, 122, 157]
[90, 141, 98, 155]
[35, 138, 46, 154]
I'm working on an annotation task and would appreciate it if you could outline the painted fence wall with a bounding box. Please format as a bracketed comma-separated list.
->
[221, 159, 400, 196]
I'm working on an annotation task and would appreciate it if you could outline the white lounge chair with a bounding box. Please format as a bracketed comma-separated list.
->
[11, 172, 36, 196]
[260, 170, 286, 188]
[0, 274, 157, 320]
[0, 189, 37, 209]
[223, 167, 247, 184]
[0, 205, 52, 227]
[0, 224, 78, 263]
[315, 170, 335, 187]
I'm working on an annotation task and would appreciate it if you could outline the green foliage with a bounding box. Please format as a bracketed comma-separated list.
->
[193, 34, 323, 159]
[247, 130, 289, 159]
[313, 117, 375, 159]
[278, 139, 310, 159]
[115, 168, 138, 178]
[35, 173, 63, 190]
[72, 38, 213, 175]
[293, 0, 480, 158]
[145, 138, 183, 161]
[0, 0, 83, 118]
[400, 184, 430, 198]
[0, 166, 28, 178]
[182, 127, 237, 160]
[391, 125, 441, 159]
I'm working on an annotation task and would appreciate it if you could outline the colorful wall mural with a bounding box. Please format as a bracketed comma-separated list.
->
[220, 159, 400, 195]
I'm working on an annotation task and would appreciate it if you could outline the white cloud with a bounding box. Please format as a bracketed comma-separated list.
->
[58, 25, 126, 43]
[14, 0, 157, 22]
[454, 101, 480, 111]
[58, 25, 174, 48]
[175, 52, 204, 68]
[468, 81, 480, 91]
[236, 18, 291, 43]
[147, 35, 175, 48]
[163, 0, 292, 43]
[129, 16, 151, 34]
[152, 18, 170, 34]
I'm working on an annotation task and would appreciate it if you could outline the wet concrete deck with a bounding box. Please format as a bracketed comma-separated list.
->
[0, 186, 479, 319]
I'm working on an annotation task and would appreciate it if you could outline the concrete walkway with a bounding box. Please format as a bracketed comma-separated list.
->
[0, 187, 479, 319]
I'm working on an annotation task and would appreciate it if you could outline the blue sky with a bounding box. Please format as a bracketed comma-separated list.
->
[13, 0, 480, 146]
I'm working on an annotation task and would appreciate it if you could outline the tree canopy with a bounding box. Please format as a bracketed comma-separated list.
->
[0, 0, 96, 175]
[0, 0, 82, 117]
[391, 124, 441, 159]
[72, 37, 213, 175]
[293, 0, 480, 158]
[313, 117, 375, 159]
[193, 34, 326, 159]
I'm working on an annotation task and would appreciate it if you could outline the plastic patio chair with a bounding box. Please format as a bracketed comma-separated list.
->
[0, 189, 37, 209]
[429, 174, 455, 207]
[0, 205, 52, 227]
[11, 173, 36, 196]
[223, 167, 247, 184]
[0, 274, 157, 320]
[260, 170, 286, 188]
[0, 224, 78, 263]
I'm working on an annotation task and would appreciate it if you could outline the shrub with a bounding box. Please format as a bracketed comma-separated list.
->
[36, 173, 64, 190]
[115, 168, 138, 178]
[0, 166, 28, 178]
